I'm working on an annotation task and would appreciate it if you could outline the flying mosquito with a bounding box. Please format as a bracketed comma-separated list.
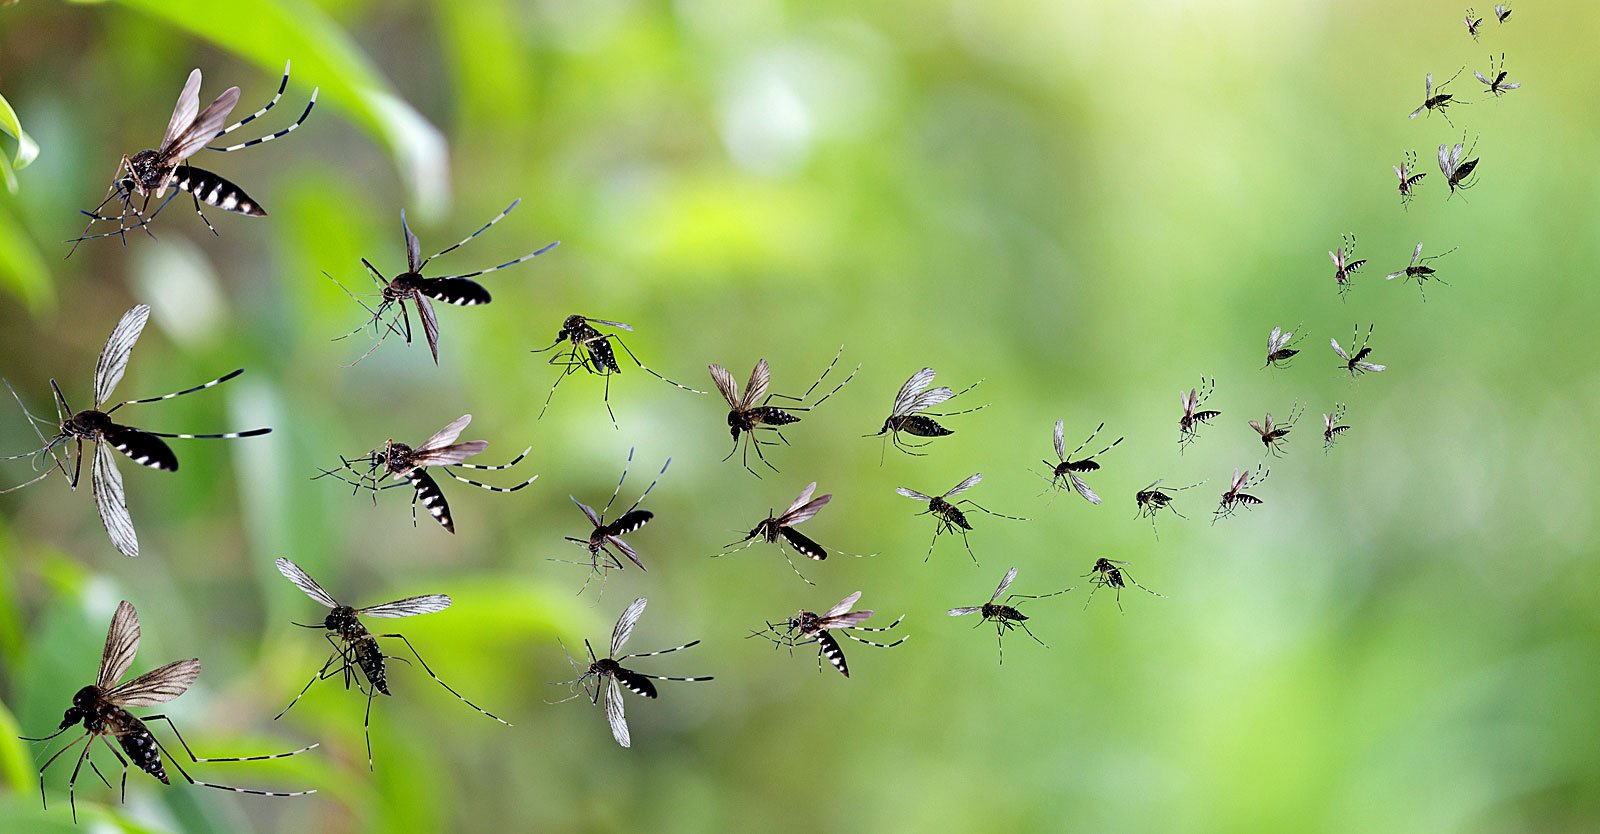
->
[313, 414, 535, 534]
[1330, 233, 1366, 298]
[23, 600, 316, 822]
[867, 367, 988, 460]
[1395, 150, 1427, 208]
[1, 304, 270, 557]
[1248, 402, 1302, 457]
[719, 481, 842, 584]
[708, 347, 858, 476]
[1464, 8, 1484, 39]
[333, 201, 558, 365]
[1134, 479, 1204, 537]
[947, 567, 1072, 664]
[1040, 419, 1122, 505]
[1178, 377, 1222, 450]
[1439, 136, 1481, 197]
[1386, 241, 1457, 300]
[68, 62, 318, 255]
[1331, 324, 1387, 377]
[1494, 2, 1511, 23]
[1214, 465, 1270, 523]
[1082, 558, 1164, 612]
[532, 314, 704, 429]
[1264, 325, 1304, 368]
[1323, 404, 1352, 451]
[1475, 53, 1521, 97]
[552, 597, 712, 749]
[751, 591, 906, 678]
[1408, 69, 1464, 128]
[556, 448, 670, 591]
[273, 558, 509, 769]
[896, 472, 1025, 563]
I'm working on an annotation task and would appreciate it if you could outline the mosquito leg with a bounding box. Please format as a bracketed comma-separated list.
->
[375, 633, 512, 727]
[962, 500, 1028, 522]
[149, 730, 317, 797]
[35, 732, 90, 813]
[1018, 621, 1049, 649]
[98, 736, 129, 803]
[144, 715, 319, 762]
[65, 733, 95, 823]
[959, 529, 979, 565]
[610, 336, 705, 394]
[275, 647, 345, 720]
[190, 192, 221, 237]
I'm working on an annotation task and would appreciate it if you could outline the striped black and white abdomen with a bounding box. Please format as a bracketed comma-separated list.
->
[104, 424, 179, 472]
[114, 712, 169, 784]
[168, 166, 266, 217]
[417, 277, 492, 306]
[407, 469, 454, 533]
[612, 668, 658, 699]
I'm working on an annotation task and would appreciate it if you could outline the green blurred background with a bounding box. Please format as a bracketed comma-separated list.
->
[1, 0, 1598, 831]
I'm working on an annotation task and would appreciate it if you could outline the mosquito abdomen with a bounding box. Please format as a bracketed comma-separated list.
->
[169, 166, 266, 216]
[115, 713, 169, 784]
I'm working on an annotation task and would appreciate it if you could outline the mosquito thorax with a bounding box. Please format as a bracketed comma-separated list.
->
[387, 273, 427, 297]
[126, 149, 166, 191]
[594, 657, 622, 676]
[63, 409, 111, 438]
[325, 606, 364, 636]
[754, 516, 781, 543]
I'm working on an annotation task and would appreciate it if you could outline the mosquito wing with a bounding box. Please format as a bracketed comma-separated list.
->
[947, 606, 982, 617]
[1181, 387, 1196, 413]
[274, 557, 338, 608]
[417, 414, 472, 453]
[708, 364, 741, 409]
[944, 472, 983, 499]
[742, 359, 770, 409]
[895, 487, 932, 502]
[409, 441, 488, 468]
[1438, 143, 1452, 176]
[571, 496, 603, 528]
[360, 594, 452, 618]
[1068, 470, 1101, 505]
[106, 658, 202, 707]
[890, 368, 936, 416]
[904, 385, 955, 416]
[93, 439, 139, 558]
[586, 319, 633, 331]
[819, 611, 872, 630]
[992, 566, 1019, 601]
[612, 597, 648, 656]
[1141, 479, 1163, 493]
[1248, 420, 1265, 437]
[1474, 70, 1491, 86]
[825, 591, 863, 619]
[416, 294, 442, 365]
[780, 484, 831, 526]
[1357, 361, 1387, 373]
[1053, 419, 1066, 462]
[1450, 142, 1464, 168]
[1330, 338, 1351, 361]
[94, 305, 151, 407]
[783, 482, 817, 516]
[97, 600, 141, 689]
[163, 85, 242, 164]
[1268, 327, 1284, 353]
[605, 677, 630, 748]
[160, 70, 203, 152]
[401, 210, 422, 273]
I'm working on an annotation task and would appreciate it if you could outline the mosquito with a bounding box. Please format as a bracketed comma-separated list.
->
[1, 304, 270, 557]
[1464, 8, 1484, 39]
[947, 567, 1072, 664]
[1439, 135, 1481, 197]
[1040, 419, 1122, 505]
[1323, 404, 1352, 451]
[68, 62, 317, 255]
[1214, 465, 1269, 523]
[1248, 402, 1302, 457]
[1082, 558, 1164, 612]
[1386, 241, 1457, 300]
[556, 448, 670, 592]
[552, 597, 712, 748]
[867, 367, 988, 460]
[750, 591, 906, 678]
[1330, 233, 1366, 298]
[1134, 479, 1204, 537]
[313, 414, 535, 534]
[1475, 53, 1521, 97]
[1331, 324, 1387, 377]
[709, 347, 858, 476]
[1494, 2, 1511, 23]
[1395, 150, 1427, 208]
[531, 314, 704, 429]
[896, 472, 1025, 564]
[719, 481, 841, 584]
[1178, 377, 1222, 450]
[1408, 69, 1464, 128]
[274, 558, 509, 769]
[1264, 325, 1304, 369]
[22, 601, 315, 822]
[333, 201, 558, 365]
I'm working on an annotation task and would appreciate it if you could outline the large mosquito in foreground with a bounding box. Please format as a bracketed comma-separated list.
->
[532, 314, 704, 429]
[1214, 465, 1270, 523]
[1248, 402, 1303, 457]
[1039, 419, 1122, 505]
[69, 62, 317, 255]
[1408, 69, 1464, 128]
[1439, 136, 1481, 197]
[274, 558, 509, 769]
[896, 472, 1025, 563]
[868, 367, 987, 460]
[1330, 233, 1366, 298]
[709, 347, 858, 476]
[23, 601, 315, 822]
[553, 597, 712, 749]
[1331, 324, 1387, 377]
[1386, 241, 1456, 300]
[314, 414, 535, 534]
[720, 481, 846, 584]
[2, 304, 270, 557]
[751, 591, 906, 678]
[1178, 377, 1222, 450]
[1475, 53, 1521, 96]
[1134, 479, 1204, 538]
[947, 567, 1072, 664]
[1395, 150, 1427, 208]
[1082, 558, 1164, 612]
[1323, 404, 1352, 451]
[334, 201, 558, 365]
[556, 448, 671, 592]
[1264, 325, 1304, 369]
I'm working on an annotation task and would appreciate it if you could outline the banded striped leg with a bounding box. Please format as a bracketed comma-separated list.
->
[449, 448, 531, 470]
[609, 336, 707, 395]
[620, 640, 702, 660]
[275, 635, 358, 720]
[433, 240, 559, 281]
[144, 715, 319, 763]
[105, 369, 247, 413]
[145, 428, 272, 440]
[439, 466, 538, 493]
[764, 346, 860, 409]
[535, 346, 588, 420]
[961, 501, 1029, 522]
[146, 728, 317, 799]
[417, 199, 521, 269]
[206, 88, 319, 152]
[208, 61, 290, 140]
[375, 633, 512, 727]
[840, 630, 908, 649]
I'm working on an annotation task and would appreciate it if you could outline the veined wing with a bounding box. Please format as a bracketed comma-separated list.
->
[94, 305, 151, 407]
[944, 472, 982, 498]
[1330, 338, 1351, 361]
[992, 566, 1019, 601]
[708, 364, 741, 409]
[106, 658, 201, 707]
[890, 368, 936, 416]
[275, 557, 338, 608]
[781, 488, 831, 527]
[97, 600, 142, 689]
[612, 597, 648, 656]
[360, 594, 452, 618]
[824, 591, 862, 619]
[409, 441, 488, 468]
[741, 360, 770, 409]
[417, 414, 472, 453]
[161, 70, 203, 152]
[571, 496, 602, 528]
[162, 85, 241, 164]
[94, 440, 139, 558]
[604, 677, 630, 748]
[895, 487, 932, 502]
[1068, 470, 1101, 505]
[1053, 419, 1066, 462]
[402, 210, 422, 273]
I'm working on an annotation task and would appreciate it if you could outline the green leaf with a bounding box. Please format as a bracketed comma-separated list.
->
[0, 203, 52, 310]
[0, 90, 41, 194]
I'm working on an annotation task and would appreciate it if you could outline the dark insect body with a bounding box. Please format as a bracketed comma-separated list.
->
[1082, 558, 1164, 612]
[532, 314, 703, 429]
[1178, 376, 1222, 450]
[1264, 324, 1304, 368]
[868, 367, 988, 460]
[556, 448, 670, 592]
[334, 200, 557, 364]
[69, 62, 317, 255]
[1395, 150, 1427, 208]
[947, 567, 1072, 664]
[1464, 9, 1483, 39]
[1475, 53, 1521, 97]
[1040, 419, 1122, 505]
[1248, 402, 1303, 457]
[1386, 241, 1457, 300]
[2, 305, 270, 557]
[23, 601, 315, 822]
[273, 558, 509, 769]
[1214, 464, 1270, 523]
[553, 597, 711, 748]
[1134, 479, 1203, 537]
[1331, 324, 1387, 377]
[1439, 135, 1481, 197]
[1329, 233, 1366, 298]
[897, 472, 1025, 564]
[751, 591, 906, 678]
[1494, 2, 1511, 23]
[1408, 68, 1465, 128]
[709, 347, 857, 476]
[1323, 404, 1352, 451]
[721, 481, 840, 584]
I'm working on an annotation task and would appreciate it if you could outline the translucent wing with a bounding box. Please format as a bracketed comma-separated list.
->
[417, 414, 472, 452]
[944, 472, 983, 498]
[612, 597, 648, 656]
[1500, 81, 1520, 91]
[904, 385, 955, 416]
[742, 360, 770, 408]
[416, 293, 442, 364]
[992, 566, 1019, 601]
[571, 496, 602, 527]
[781, 483, 830, 526]
[820, 611, 871, 630]
[1408, 103, 1425, 120]
[825, 591, 862, 619]
[1451, 142, 1464, 168]
[106, 658, 201, 707]
[947, 606, 982, 617]
[1325, 413, 1336, 431]
[1268, 327, 1284, 352]
[783, 482, 818, 516]
[93, 440, 139, 558]
[94, 305, 151, 407]
[1142, 480, 1163, 492]
[359, 594, 452, 618]
[708, 364, 741, 409]
[586, 319, 633, 331]
[409, 441, 488, 468]
[1330, 338, 1351, 361]
[162, 86, 241, 164]
[1248, 419, 1265, 436]
[890, 368, 936, 416]
[275, 557, 338, 608]
[1068, 471, 1101, 505]
[1357, 362, 1387, 373]
[1438, 143, 1452, 175]
[1425, 72, 1433, 97]
[1053, 419, 1066, 461]
[402, 210, 422, 273]
[161, 70, 203, 151]
[1181, 387, 1195, 411]
[97, 600, 141, 689]
[605, 677, 630, 748]
[1474, 70, 1491, 86]
[895, 487, 932, 502]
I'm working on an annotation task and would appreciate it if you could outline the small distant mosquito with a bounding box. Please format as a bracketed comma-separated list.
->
[1395, 150, 1427, 208]
[1178, 377, 1222, 450]
[1330, 233, 1366, 298]
[1040, 419, 1122, 505]
[532, 315, 704, 429]
[1386, 241, 1457, 300]
[1409, 69, 1465, 128]
[1323, 404, 1352, 451]
[1331, 324, 1388, 377]
[947, 567, 1072, 664]
[274, 558, 510, 768]
[720, 481, 837, 584]
[1214, 464, 1270, 523]
[557, 448, 670, 592]
[1475, 53, 1521, 96]
[1248, 402, 1303, 457]
[896, 473, 1026, 563]
[709, 347, 858, 476]
[1464, 8, 1484, 40]
[333, 201, 558, 365]
[23, 601, 315, 822]
[1134, 479, 1204, 537]
[314, 414, 536, 534]
[2, 304, 270, 557]
[1082, 558, 1164, 612]
[751, 591, 906, 678]
[552, 597, 712, 748]
[1439, 136, 1481, 197]
[868, 367, 988, 460]
[1494, 2, 1511, 23]
[1264, 324, 1304, 368]
[69, 62, 318, 255]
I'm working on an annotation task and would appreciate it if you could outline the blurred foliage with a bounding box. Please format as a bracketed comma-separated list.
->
[2, 1, 1600, 833]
